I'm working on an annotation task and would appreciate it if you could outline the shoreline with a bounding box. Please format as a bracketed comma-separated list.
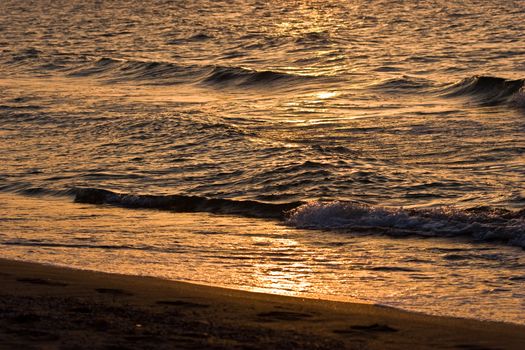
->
[1, 258, 524, 349]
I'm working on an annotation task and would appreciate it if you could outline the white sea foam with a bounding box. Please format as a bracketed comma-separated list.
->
[286, 201, 525, 247]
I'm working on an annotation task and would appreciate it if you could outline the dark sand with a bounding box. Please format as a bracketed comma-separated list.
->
[0, 258, 523, 349]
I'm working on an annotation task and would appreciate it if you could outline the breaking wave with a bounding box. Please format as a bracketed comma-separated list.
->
[73, 188, 525, 248]
[2, 184, 524, 248]
[286, 201, 525, 248]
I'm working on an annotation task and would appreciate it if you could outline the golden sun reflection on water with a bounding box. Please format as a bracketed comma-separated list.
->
[248, 236, 312, 297]
[315, 91, 339, 100]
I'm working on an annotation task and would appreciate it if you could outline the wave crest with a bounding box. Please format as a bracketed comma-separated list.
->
[74, 187, 302, 219]
[201, 66, 309, 87]
[286, 201, 525, 248]
[442, 75, 524, 106]
[372, 76, 432, 92]
[67, 57, 193, 84]
[65, 57, 314, 88]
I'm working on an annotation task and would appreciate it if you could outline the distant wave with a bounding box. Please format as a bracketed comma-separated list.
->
[0, 47, 326, 89]
[371, 76, 433, 92]
[66, 57, 196, 84]
[201, 66, 309, 87]
[442, 75, 525, 106]
[166, 33, 214, 44]
[65, 57, 317, 88]
[287, 202, 525, 248]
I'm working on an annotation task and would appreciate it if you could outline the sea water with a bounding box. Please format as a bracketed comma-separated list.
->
[1, 0, 524, 324]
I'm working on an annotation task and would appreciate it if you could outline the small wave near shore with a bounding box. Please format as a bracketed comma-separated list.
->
[67, 188, 525, 248]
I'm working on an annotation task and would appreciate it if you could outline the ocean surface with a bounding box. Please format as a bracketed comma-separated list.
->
[1, 0, 524, 324]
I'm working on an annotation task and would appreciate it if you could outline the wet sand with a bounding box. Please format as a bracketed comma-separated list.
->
[0, 258, 523, 350]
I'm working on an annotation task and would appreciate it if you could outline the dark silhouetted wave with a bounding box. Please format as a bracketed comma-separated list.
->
[67, 57, 197, 84]
[201, 66, 311, 87]
[73, 187, 303, 219]
[442, 75, 525, 106]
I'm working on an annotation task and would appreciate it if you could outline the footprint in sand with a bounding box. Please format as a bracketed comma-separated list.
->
[94, 288, 133, 296]
[257, 311, 314, 321]
[11, 313, 41, 324]
[334, 323, 398, 335]
[16, 277, 68, 287]
[156, 300, 209, 308]
[454, 344, 498, 350]
[8, 328, 60, 341]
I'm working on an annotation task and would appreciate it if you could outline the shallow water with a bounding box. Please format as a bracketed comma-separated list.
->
[2, 193, 525, 325]
[1, 0, 524, 324]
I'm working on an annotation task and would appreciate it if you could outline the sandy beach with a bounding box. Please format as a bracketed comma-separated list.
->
[0, 258, 523, 350]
